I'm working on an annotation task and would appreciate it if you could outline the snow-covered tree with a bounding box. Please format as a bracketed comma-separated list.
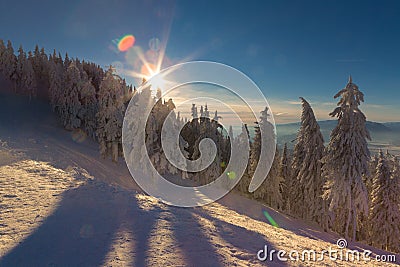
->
[59, 61, 82, 129]
[249, 121, 261, 177]
[366, 153, 379, 195]
[369, 151, 400, 252]
[213, 110, 221, 122]
[0, 39, 6, 74]
[0, 40, 17, 83]
[254, 147, 282, 209]
[322, 76, 370, 240]
[191, 103, 198, 120]
[15, 45, 26, 92]
[279, 143, 292, 212]
[290, 97, 326, 225]
[14, 45, 37, 99]
[204, 104, 210, 119]
[235, 124, 252, 194]
[29, 45, 49, 87]
[252, 107, 282, 210]
[228, 125, 233, 139]
[96, 65, 126, 161]
[79, 72, 98, 139]
[63, 53, 71, 70]
[48, 58, 64, 112]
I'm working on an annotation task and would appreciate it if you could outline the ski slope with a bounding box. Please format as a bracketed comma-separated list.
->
[0, 93, 399, 266]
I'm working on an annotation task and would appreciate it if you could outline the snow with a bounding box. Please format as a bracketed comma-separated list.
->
[0, 93, 399, 266]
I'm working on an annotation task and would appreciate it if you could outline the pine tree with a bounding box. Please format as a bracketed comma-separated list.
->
[16, 45, 26, 92]
[369, 151, 400, 252]
[291, 97, 326, 224]
[15, 46, 36, 99]
[388, 156, 400, 252]
[279, 143, 292, 212]
[366, 153, 379, 196]
[96, 65, 125, 161]
[79, 72, 97, 139]
[254, 147, 282, 209]
[48, 58, 64, 112]
[63, 53, 71, 70]
[235, 124, 252, 194]
[0, 39, 6, 74]
[0, 40, 17, 83]
[252, 107, 282, 210]
[322, 76, 370, 240]
[123, 83, 155, 174]
[60, 61, 82, 129]
[249, 122, 261, 178]
[191, 103, 198, 120]
[228, 125, 233, 139]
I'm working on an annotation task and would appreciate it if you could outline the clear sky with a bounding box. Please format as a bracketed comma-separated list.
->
[0, 0, 399, 123]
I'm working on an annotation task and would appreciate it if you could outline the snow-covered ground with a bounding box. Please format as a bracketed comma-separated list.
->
[0, 94, 399, 266]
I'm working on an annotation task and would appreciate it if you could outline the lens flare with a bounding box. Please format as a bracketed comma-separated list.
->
[263, 210, 279, 227]
[141, 63, 157, 77]
[118, 35, 136, 52]
[71, 129, 87, 143]
[149, 37, 161, 52]
[226, 171, 236, 180]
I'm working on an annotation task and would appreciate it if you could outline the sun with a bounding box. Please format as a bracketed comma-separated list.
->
[140, 63, 165, 91]
[148, 73, 165, 91]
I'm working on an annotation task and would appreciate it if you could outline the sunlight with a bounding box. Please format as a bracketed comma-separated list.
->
[123, 45, 167, 92]
[0, 158, 86, 257]
[149, 73, 165, 91]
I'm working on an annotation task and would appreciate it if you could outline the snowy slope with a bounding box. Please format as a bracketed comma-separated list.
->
[0, 93, 399, 266]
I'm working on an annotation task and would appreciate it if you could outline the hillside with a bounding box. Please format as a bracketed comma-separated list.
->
[0, 92, 399, 265]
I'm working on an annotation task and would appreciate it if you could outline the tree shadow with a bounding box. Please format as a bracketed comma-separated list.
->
[217, 191, 340, 245]
[190, 207, 288, 267]
[168, 207, 223, 266]
[0, 181, 159, 267]
[1, 168, 312, 267]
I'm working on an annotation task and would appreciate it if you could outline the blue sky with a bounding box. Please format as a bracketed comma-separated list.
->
[0, 0, 399, 123]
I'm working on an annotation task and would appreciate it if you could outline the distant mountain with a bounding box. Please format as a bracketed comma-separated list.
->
[276, 120, 400, 154]
[383, 122, 400, 131]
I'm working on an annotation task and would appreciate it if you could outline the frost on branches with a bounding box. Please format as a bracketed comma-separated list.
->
[96, 66, 126, 162]
[290, 97, 326, 227]
[369, 152, 400, 252]
[252, 107, 282, 210]
[322, 76, 370, 240]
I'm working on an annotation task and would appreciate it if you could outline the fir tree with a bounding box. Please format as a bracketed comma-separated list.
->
[16, 45, 26, 92]
[0, 40, 17, 83]
[48, 59, 64, 112]
[61, 61, 82, 129]
[322, 76, 370, 240]
[96, 65, 126, 161]
[279, 143, 292, 212]
[0, 39, 6, 74]
[369, 151, 400, 252]
[252, 107, 282, 209]
[15, 45, 36, 99]
[292, 97, 326, 225]
[235, 124, 252, 194]
[79, 72, 98, 139]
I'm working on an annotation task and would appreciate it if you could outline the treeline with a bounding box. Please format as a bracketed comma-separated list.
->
[0, 39, 134, 161]
[1, 39, 399, 253]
